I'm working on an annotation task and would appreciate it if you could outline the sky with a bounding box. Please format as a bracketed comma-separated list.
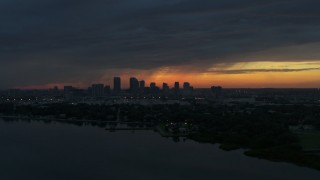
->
[1, 0, 320, 89]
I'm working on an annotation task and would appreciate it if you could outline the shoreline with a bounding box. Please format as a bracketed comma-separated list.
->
[1, 115, 320, 171]
[0, 115, 154, 125]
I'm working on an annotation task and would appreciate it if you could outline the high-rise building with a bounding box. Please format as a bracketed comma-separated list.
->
[139, 80, 145, 90]
[91, 84, 104, 97]
[130, 77, 139, 93]
[113, 77, 121, 92]
[183, 82, 190, 89]
[150, 82, 156, 89]
[182, 82, 194, 96]
[163, 83, 169, 91]
[150, 82, 159, 94]
[174, 82, 180, 91]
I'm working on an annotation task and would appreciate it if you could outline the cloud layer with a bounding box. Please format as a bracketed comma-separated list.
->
[1, 0, 320, 88]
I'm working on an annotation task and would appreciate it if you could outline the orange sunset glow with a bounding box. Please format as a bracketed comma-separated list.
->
[18, 61, 320, 89]
[97, 61, 320, 89]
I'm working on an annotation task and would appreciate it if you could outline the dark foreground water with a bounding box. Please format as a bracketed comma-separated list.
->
[1, 119, 320, 180]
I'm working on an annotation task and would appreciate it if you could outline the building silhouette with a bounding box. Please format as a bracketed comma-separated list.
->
[113, 77, 121, 92]
[183, 82, 194, 96]
[174, 82, 180, 93]
[150, 82, 159, 94]
[150, 82, 156, 89]
[139, 80, 145, 90]
[91, 84, 104, 97]
[163, 83, 169, 91]
[183, 82, 190, 89]
[130, 77, 139, 93]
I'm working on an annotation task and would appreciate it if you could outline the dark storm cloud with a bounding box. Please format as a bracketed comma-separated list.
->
[1, 0, 320, 88]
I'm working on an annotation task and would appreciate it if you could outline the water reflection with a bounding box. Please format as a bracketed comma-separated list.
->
[0, 118, 320, 180]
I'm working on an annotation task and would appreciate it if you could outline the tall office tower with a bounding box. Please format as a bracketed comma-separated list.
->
[91, 84, 104, 97]
[163, 83, 169, 91]
[150, 82, 156, 89]
[183, 82, 194, 97]
[113, 77, 121, 92]
[150, 82, 159, 94]
[174, 82, 180, 91]
[130, 77, 139, 93]
[183, 82, 190, 89]
[139, 80, 145, 90]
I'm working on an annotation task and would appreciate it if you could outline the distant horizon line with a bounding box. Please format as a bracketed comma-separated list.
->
[2, 87, 320, 91]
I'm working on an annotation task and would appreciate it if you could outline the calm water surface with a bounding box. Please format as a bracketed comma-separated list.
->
[0, 119, 320, 180]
